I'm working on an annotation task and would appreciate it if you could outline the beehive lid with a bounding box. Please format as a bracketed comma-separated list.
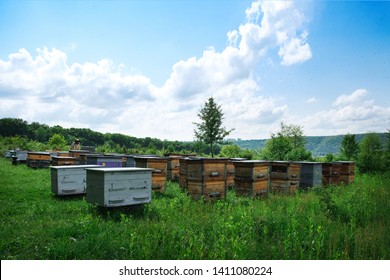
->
[50, 165, 101, 170]
[85, 167, 154, 172]
[186, 157, 229, 162]
[27, 151, 50, 155]
[294, 161, 322, 165]
[51, 156, 76, 159]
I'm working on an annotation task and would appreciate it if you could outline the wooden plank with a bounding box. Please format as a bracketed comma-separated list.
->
[187, 180, 226, 201]
[234, 178, 268, 198]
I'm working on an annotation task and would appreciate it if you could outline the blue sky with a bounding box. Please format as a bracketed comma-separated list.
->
[1, 0, 389, 141]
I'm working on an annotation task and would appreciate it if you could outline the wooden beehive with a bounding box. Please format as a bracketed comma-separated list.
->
[336, 161, 355, 185]
[179, 157, 188, 189]
[185, 157, 227, 201]
[288, 163, 301, 180]
[56, 151, 70, 157]
[270, 179, 300, 195]
[233, 160, 269, 198]
[69, 150, 92, 165]
[297, 162, 322, 190]
[85, 167, 153, 207]
[50, 165, 101, 195]
[164, 153, 197, 183]
[269, 161, 300, 194]
[134, 156, 168, 192]
[322, 162, 342, 186]
[167, 155, 183, 182]
[51, 156, 77, 166]
[122, 154, 137, 167]
[226, 158, 246, 189]
[27, 151, 51, 168]
[270, 161, 289, 179]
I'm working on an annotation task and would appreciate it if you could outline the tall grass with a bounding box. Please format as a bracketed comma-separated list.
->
[0, 158, 389, 260]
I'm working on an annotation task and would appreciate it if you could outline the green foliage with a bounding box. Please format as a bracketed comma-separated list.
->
[325, 153, 335, 162]
[1, 158, 389, 260]
[0, 118, 29, 137]
[193, 97, 234, 157]
[48, 133, 68, 150]
[0, 118, 196, 155]
[357, 132, 384, 173]
[340, 134, 359, 160]
[231, 134, 388, 157]
[259, 122, 312, 161]
[383, 129, 390, 168]
[219, 144, 255, 159]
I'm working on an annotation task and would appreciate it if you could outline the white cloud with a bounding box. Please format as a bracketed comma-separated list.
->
[0, 1, 314, 141]
[332, 88, 368, 107]
[299, 89, 390, 136]
[279, 31, 312, 65]
[305, 97, 318, 104]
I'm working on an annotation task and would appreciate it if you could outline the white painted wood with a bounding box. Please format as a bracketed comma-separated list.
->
[85, 167, 153, 207]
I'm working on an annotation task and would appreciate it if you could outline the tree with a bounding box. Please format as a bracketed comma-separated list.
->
[220, 144, 242, 158]
[48, 133, 68, 150]
[0, 118, 28, 137]
[260, 133, 292, 160]
[383, 129, 390, 169]
[260, 122, 311, 161]
[193, 97, 234, 157]
[339, 133, 359, 160]
[356, 132, 383, 173]
[220, 144, 254, 159]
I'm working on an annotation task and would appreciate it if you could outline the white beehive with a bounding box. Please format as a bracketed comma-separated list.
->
[85, 167, 153, 207]
[50, 165, 101, 195]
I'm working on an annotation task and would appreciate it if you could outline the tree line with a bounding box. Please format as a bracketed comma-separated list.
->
[1, 105, 389, 174]
[0, 117, 201, 155]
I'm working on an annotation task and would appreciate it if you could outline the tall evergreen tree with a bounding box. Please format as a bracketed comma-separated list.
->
[193, 97, 234, 157]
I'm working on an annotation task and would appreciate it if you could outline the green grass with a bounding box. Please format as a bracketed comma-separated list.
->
[0, 157, 389, 260]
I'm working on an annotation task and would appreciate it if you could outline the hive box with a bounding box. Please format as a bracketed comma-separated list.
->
[233, 160, 269, 198]
[226, 158, 246, 189]
[336, 161, 355, 185]
[85, 167, 153, 207]
[51, 156, 77, 166]
[185, 157, 228, 201]
[167, 155, 183, 182]
[322, 162, 342, 186]
[297, 162, 323, 190]
[50, 165, 101, 195]
[179, 157, 189, 189]
[269, 161, 301, 194]
[27, 151, 51, 168]
[134, 156, 168, 192]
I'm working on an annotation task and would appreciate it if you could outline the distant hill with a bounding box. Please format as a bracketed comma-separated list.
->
[228, 133, 388, 156]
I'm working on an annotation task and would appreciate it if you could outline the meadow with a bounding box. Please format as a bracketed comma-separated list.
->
[0, 157, 389, 260]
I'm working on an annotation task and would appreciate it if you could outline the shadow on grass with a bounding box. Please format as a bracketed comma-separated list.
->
[52, 193, 85, 201]
[88, 203, 148, 222]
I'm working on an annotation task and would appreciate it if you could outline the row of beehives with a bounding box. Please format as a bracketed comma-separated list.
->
[45, 151, 354, 205]
[23, 150, 128, 168]
[49, 153, 193, 207]
[177, 158, 355, 201]
[49, 153, 197, 207]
